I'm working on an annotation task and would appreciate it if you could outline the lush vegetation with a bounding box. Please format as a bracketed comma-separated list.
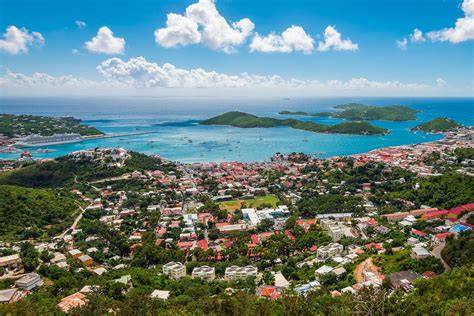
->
[219, 195, 280, 211]
[442, 231, 474, 268]
[309, 103, 418, 121]
[0, 185, 79, 240]
[374, 249, 444, 275]
[201, 111, 388, 135]
[412, 117, 461, 133]
[0, 114, 103, 138]
[278, 110, 309, 115]
[0, 151, 176, 188]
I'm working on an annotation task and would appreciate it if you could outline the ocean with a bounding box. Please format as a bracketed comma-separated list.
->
[1, 96, 473, 162]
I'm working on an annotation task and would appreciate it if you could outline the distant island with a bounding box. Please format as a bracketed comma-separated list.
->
[0, 114, 103, 138]
[279, 103, 418, 121]
[412, 118, 461, 133]
[201, 111, 388, 135]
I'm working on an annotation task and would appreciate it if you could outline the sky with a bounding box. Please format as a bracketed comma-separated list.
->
[0, 0, 473, 97]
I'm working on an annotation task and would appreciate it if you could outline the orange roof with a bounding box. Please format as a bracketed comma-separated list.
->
[57, 292, 87, 312]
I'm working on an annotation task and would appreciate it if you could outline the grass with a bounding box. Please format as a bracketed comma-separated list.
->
[219, 195, 280, 211]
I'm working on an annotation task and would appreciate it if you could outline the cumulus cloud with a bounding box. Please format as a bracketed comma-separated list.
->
[427, 0, 474, 43]
[1, 56, 440, 96]
[249, 26, 314, 54]
[0, 25, 44, 55]
[85, 26, 125, 54]
[154, 0, 254, 53]
[317, 26, 358, 52]
[410, 28, 425, 42]
[75, 20, 87, 29]
[436, 77, 447, 86]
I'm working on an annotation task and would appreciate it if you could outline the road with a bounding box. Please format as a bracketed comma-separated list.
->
[432, 241, 450, 272]
[56, 202, 89, 239]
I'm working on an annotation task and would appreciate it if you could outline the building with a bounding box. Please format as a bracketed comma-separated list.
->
[57, 292, 87, 312]
[15, 273, 43, 290]
[162, 262, 186, 279]
[192, 266, 215, 281]
[68, 249, 82, 259]
[411, 247, 432, 260]
[150, 290, 170, 300]
[78, 254, 94, 266]
[388, 271, 421, 292]
[320, 219, 346, 242]
[317, 243, 344, 260]
[224, 265, 258, 280]
[0, 254, 21, 273]
[315, 265, 334, 276]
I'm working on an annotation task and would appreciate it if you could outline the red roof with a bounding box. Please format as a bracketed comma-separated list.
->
[251, 234, 260, 244]
[435, 232, 454, 240]
[309, 245, 318, 252]
[177, 241, 194, 249]
[411, 229, 427, 237]
[197, 239, 209, 250]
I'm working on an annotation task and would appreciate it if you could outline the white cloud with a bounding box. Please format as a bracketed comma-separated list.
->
[154, 0, 254, 53]
[436, 77, 447, 86]
[0, 25, 44, 55]
[426, 0, 474, 43]
[410, 28, 425, 42]
[249, 26, 314, 54]
[155, 13, 201, 48]
[317, 26, 358, 52]
[85, 26, 125, 54]
[75, 20, 87, 29]
[1, 57, 446, 96]
[396, 38, 408, 50]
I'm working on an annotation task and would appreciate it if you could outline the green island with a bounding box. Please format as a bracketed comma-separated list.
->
[201, 111, 388, 135]
[412, 117, 461, 133]
[0, 185, 79, 240]
[280, 103, 418, 121]
[0, 114, 103, 138]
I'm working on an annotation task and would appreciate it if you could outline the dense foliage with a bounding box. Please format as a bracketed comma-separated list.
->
[201, 111, 388, 135]
[442, 231, 474, 268]
[0, 114, 103, 138]
[0, 151, 176, 188]
[0, 185, 78, 240]
[313, 103, 418, 121]
[412, 117, 460, 133]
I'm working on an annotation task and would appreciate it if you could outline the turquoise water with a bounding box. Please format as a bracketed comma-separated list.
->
[1, 97, 472, 162]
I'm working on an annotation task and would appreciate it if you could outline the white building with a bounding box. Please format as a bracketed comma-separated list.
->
[162, 262, 186, 279]
[317, 243, 344, 260]
[15, 273, 43, 290]
[225, 265, 258, 280]
[192, 266, 215, 281]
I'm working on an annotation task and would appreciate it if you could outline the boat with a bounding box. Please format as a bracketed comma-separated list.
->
[15, 133, 83, 147]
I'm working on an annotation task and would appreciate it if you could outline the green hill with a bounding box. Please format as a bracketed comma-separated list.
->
[0, 185, 79, 240]
[0, 151, 177, 188]
[201, 111, 387, 135]
[412, 118, 461, 133]
[0, 114, 103, 138]
[316, 103, 418, 121]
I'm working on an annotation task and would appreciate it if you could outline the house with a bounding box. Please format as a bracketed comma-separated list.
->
[113, 275, 132, 288]
[317, 243, 343, 260]
[0, 254, 21, 273]
[258, 286, 280, 300]
[315, 265, 334, 276]
[388, 271, 421, 292]
[411, 247, 431, 260]
[78, 254, 93, 267]
[224, 265, 258, 280]
[333, 267, 347, 278]
[192, 266, 215, 281]
[15, 273, 43, 290]
[57, 292, 87, 312]
[0, 289, 25, 303]
[273, 271, 290, 288]
[150, 290, 170, 300]
[68, 249, 82, 259]
[50, 252, 66, 264]
[162, 262, 186, 279]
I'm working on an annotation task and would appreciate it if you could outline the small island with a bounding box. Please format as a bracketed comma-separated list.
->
[280, 103, 418, 121]
[412, 118, 461, 133]
[201, 111, 388, 135]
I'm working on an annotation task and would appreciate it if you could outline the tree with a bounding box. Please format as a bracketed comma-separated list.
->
[20, 242, 39, 272]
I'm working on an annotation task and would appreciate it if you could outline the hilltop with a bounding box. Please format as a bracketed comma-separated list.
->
[0, 114, 103, 138]
[201, 111, 388, 135]
[280, 103, 418, 121]
[412, 118, 461, 133]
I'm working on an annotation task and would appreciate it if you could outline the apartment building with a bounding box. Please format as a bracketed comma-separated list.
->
[192, 266, 215, 281]
[162, 262, 186, 279]
[316, 243, 344, 260]
[225, 265, 258, 280]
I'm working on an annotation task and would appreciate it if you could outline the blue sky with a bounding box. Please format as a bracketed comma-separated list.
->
[0, 0, 473, 97]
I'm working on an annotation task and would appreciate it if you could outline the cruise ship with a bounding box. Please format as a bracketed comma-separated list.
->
[15, 133, 83, 147]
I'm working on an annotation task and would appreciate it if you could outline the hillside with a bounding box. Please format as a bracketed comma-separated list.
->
[0, 150, 177, 188]
[412, 118, 461, 133]
[201, 111, 388, 135]
[0, 185, 79, 240]
[314, 103, 418, 121]
[0, 114, 103, 138]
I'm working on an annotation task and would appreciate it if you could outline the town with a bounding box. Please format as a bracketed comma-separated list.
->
[0, 127, 472, 314]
